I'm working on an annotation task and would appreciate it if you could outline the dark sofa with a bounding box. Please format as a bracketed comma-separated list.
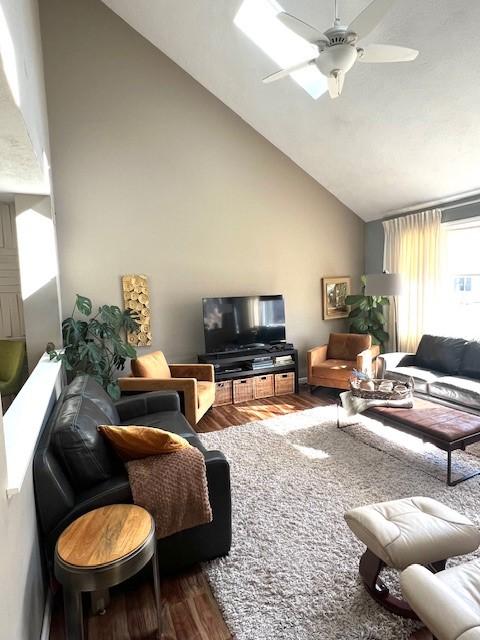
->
[33, 374, 231, 573]
[378, 335, 480, 415]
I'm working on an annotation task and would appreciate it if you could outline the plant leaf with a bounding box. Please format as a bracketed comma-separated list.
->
[75, 294, 92, 316]
[79, 341, 102, 363]
[107, 381, 121, 401]
[348, 306, 362, 318]
[345, 294, 364, 305]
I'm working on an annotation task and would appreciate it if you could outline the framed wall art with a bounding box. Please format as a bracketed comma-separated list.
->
[322, 276, 351, 320]
[121, 274, 152, 346]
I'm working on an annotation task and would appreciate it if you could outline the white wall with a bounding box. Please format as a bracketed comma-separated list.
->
[14, 194, 62, 370]
[0, 408, 45, 640]
[0, 0, 51, 190]
[40, 0, 365, 375]
[0, 4, 61, 639]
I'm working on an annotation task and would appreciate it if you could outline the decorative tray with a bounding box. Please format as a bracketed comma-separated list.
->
[350, 377, 414, 401]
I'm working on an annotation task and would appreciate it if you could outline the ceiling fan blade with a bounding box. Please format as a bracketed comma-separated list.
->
[277, 12, 329, 45]
[359, 44, 419, 63]
[348, 0, 397, 40]
[327, 71, 344, 99]
[262, 60, 315, 84]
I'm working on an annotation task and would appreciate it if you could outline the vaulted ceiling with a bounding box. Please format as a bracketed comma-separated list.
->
[0, 67, 46, 196]
[101, 0, 480, 221]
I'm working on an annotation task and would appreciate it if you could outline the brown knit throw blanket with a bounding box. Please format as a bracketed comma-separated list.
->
[126, 446, 212, 539]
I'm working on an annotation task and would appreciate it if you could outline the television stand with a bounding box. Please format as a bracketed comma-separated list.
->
[198, 346, 299, 406]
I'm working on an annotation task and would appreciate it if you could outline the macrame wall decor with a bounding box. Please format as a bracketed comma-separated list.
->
[121, 274, 152, 346]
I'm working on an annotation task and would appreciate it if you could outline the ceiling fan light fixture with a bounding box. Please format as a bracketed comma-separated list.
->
[316, 43, 358, 77]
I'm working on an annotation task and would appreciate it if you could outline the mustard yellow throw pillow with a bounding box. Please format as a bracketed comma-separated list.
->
[98, 425, 190, 461]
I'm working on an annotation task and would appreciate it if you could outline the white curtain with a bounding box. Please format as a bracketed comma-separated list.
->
[383, 209, 442, 353]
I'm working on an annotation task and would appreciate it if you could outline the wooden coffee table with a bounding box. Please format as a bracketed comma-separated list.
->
[55, 504, 161, 640]
[364, 398, 480, 486]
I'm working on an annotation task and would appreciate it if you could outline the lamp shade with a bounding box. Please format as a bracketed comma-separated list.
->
[364, 273, 402, 296]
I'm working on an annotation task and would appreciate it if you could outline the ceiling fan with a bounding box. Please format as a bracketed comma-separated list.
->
[263, 0, 419, 98]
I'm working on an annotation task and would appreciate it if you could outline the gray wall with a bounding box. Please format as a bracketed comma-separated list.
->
[39, 0, 365, 375]
[365, 202, 480, 274]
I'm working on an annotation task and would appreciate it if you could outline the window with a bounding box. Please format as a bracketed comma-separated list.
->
[442, 219, 480, 339]
[234, 0, 326, 99]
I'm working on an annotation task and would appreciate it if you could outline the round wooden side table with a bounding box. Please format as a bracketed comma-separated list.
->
[54, 504, 161, 640]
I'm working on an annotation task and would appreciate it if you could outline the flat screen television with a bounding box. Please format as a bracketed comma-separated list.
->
[202, 295, 286, 353]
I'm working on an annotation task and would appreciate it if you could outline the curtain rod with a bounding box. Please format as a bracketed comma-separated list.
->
[384, 190, 480, 218]
[441, 196, 480, 212]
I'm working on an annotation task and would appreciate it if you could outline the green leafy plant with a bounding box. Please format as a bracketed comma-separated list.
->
[50, 294, 139, 400]
[346, 275, 390, 351]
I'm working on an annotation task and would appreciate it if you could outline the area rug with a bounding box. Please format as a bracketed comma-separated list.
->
[200, 404, 480, 640]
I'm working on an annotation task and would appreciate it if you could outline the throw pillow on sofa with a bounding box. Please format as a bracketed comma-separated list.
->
[415, 335, 467, 375]
[98, 425, 190, 461]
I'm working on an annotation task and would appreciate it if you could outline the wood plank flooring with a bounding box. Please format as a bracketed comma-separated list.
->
[50, 387, 332, 640]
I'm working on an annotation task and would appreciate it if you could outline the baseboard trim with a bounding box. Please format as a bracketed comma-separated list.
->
[40, 589, 53, 640]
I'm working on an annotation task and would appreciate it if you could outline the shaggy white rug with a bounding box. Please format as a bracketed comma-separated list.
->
[200, 404, 480, 640]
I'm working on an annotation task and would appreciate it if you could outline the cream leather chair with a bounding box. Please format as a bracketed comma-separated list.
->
[401, 561, 480, 640]
[345, 497, 480, 619]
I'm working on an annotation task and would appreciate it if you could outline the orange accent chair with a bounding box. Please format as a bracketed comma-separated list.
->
[307, 333, 380, 390]
[118, 351, 215, 427]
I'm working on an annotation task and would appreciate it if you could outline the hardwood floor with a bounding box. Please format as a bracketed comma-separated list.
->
[49, 387, 333, 640]
[196, 387, 332, 432]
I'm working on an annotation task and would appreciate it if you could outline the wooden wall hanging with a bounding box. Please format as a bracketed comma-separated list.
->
[121, 274, 152, 346]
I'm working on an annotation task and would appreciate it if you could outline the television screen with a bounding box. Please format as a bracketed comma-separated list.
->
[203, 295, 286, 353]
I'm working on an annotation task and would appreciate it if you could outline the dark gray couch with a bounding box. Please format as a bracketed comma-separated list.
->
[33, 374, 232, 574]
[378, 335, 480, 415]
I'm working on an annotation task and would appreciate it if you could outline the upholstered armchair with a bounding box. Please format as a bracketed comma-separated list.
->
[307, 333, 380, 390]
[118, 351, 215, 426]
[0, 339, 26, 398]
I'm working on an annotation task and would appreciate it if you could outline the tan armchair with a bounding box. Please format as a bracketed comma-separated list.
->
[307, 333, 380, 390]
[118, 351, 215, 427]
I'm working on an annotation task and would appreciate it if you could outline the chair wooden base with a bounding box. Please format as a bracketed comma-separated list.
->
[359, 549, 446, 620]
[408, 629, 435, 640]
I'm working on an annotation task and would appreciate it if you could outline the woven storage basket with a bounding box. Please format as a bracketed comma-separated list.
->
[233, 378, 255, 404]
[275, 372, 295, 396]
[350, 377, 414, 401]
[214, 381, 232, 407]
[254, 374, 274, 399]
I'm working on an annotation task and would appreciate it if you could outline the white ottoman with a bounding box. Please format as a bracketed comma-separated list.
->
[345, 496, 480, 618]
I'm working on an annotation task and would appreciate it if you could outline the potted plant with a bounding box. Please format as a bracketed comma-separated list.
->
[50, 294, 139, 399]
[346, 276, 390, 351]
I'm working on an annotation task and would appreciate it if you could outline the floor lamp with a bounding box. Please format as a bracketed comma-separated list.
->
[365, 273, 403, 351]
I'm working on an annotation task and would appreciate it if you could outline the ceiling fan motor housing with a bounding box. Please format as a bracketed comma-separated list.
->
[316, 42, 358, 76]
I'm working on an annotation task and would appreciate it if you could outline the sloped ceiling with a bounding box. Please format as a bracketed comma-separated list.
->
[101, 0, 480, 221]
[0, 66, 46, 195]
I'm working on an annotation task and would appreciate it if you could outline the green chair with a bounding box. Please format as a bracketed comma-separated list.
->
[0, 339, 27, 398]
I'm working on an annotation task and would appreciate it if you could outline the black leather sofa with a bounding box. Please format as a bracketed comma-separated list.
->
[33, 375, 231, 573]
[378, 335, 480, 415]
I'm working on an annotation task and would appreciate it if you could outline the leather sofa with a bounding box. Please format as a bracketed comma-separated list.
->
[307, 333, 380, 390]
[33, 375, 231, 574]
[378, 335, 480, 416]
